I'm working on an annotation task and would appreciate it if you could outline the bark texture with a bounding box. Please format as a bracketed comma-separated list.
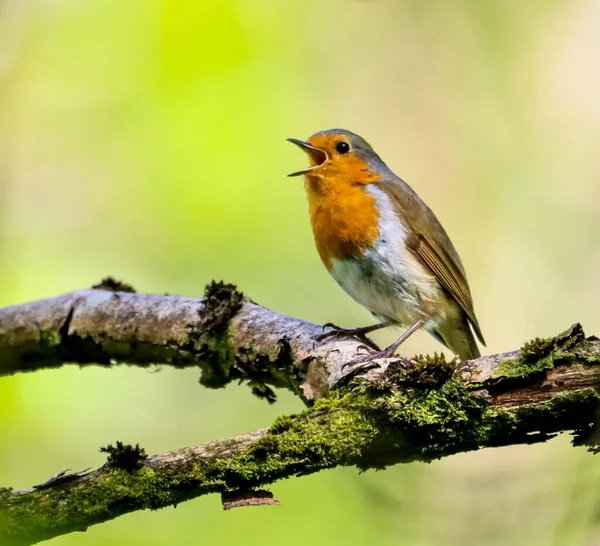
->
[1, 283, 599, 545]
[0, 282, 369, 401]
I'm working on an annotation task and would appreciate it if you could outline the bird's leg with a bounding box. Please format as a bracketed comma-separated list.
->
[344, 319, 426, 368]
[317, 322, 385, 350]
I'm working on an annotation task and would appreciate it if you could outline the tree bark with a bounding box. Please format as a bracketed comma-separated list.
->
[1, 282, 599, 545]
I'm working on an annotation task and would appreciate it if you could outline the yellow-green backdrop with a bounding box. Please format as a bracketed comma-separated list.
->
[1, 1, 600, 544]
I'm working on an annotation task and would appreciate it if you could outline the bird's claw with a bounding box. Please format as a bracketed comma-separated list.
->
[317, 323, 343, 340]
[316, 325, 381, 351]
[322, 322, 341, 331]
[355, 344, 375, 356]
[343, 345, 405, 369]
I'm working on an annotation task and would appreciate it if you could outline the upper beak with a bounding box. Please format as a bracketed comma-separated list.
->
[287, 138, 328, 177]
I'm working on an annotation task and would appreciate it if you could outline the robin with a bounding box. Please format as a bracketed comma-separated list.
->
[287, 129, 485, 364]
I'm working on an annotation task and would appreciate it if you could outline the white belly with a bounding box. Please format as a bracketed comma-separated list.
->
[329, 186, 440, 326]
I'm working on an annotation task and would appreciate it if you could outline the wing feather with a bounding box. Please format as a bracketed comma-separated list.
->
[415, 234, 485, 345]
[378, 178, 485, 346]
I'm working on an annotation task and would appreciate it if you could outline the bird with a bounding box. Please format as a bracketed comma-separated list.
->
[287, 128, 485, 364]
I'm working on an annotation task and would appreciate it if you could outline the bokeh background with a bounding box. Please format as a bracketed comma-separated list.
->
[1, 1, 600, 544]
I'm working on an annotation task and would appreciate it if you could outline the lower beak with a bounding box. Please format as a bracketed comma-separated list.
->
[287, 138, 328, 177]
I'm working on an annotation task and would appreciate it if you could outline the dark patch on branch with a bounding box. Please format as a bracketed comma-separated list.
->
[91, 277, 136, 293]
[221, 489, 280, 509]
[229, 337, 297, 403]
[199, 281, 243, 336]
[571, 421, 600, 454]
[100, 442, 148, 472]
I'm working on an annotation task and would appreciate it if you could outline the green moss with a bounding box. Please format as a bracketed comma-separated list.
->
[495, 324, 600, 382]
[494, 325, 596, 382]
[364, 353, 456, 391]
[0, 487, 12, 500]
[3, 363, 599, 544]
[557, 340, 600, 365]
[39, 329, 62, 349]
[1, 399, 384, 543]
[368, 378, 488, 460]
[403, 353, 456, 387]
[269, 414, 293, 433]
[196, 335, 236, 389]
[312, 397, 341, 411]
[479, 389, 600, 446]
[199, 281, 243, 336]
[195, 323, 300, 404]
[192, 281, 245, 390]
[250, 435, 280, 457]
[224, 397, 379, 484]
[495, 354, 554, 380]
[521, 337, 553, 359]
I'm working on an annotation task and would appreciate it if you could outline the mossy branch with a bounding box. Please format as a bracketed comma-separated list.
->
[1, 283, 599, 545]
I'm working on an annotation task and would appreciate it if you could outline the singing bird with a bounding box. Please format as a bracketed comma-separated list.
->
[288, 129, 485, 363]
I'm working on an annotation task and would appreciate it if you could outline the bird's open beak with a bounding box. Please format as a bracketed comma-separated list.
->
[287, 138, 328, 177]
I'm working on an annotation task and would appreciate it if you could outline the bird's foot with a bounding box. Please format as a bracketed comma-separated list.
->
[343, 343, 410, 370]
[317, 323, 381, 351]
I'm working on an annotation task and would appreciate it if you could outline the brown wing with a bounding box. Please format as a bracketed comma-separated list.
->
[413, 234, 485, 345]
[379, 178, 486, 346]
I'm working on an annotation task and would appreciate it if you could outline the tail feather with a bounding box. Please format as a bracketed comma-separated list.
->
[429, 313, 481, 361]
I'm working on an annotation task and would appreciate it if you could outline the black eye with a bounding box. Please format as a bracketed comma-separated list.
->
[335, 141, 350, 154]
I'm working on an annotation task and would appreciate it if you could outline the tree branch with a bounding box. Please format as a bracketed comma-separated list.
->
[1, 282, 599, 545]
[0, 281, 370, 401]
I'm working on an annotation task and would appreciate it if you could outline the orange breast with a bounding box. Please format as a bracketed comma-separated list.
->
[306, 177, 380, 270]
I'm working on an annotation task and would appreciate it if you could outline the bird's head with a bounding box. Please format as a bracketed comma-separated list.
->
[287, 129, 387, 186]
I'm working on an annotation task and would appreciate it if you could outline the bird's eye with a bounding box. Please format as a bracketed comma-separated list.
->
[335, 141, 350, 154]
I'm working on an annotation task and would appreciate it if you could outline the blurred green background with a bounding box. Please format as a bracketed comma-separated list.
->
[1, 1, 600, 544]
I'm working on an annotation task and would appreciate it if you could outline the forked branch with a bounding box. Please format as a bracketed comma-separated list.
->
[0, 282, 599, 545]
